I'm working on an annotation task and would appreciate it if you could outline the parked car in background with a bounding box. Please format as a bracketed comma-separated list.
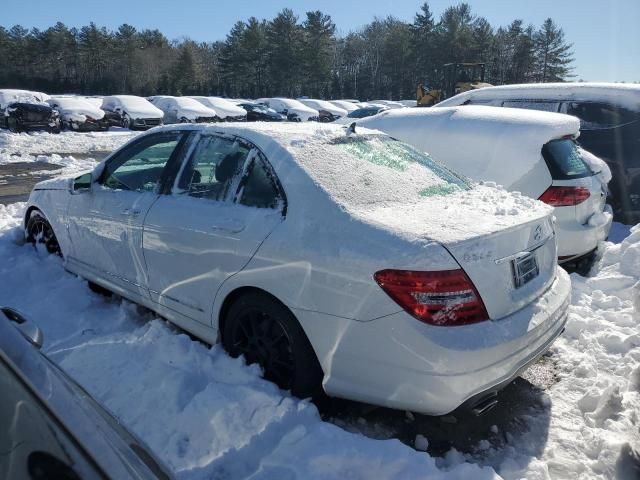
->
[0, 306, 172, 480]
[238, 102, 286, 122]
[150, 96, 217, 124]
[336, 105, 389, 123]
[297, 98, 347, 122]
[189, 96, 247, 121]
[84, 96, 122, 128]
[255, 98, 319, 122]
[329, 100, 359, 113]
[359, 106, 613, 266]
[24, 122, 569, 416]
[370, 100, 405, 109]
[0, 89, 60, 133]
[101, 95, 164, 130]
[47, 96, 108, 131]
[436, 83, 640, 224]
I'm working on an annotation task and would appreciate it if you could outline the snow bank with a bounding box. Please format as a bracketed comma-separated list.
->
[454, 227, 640, 478]
[357, 106, 580, 189]
[0, 203, 498, 480]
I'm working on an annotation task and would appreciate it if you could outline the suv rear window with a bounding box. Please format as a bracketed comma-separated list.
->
[542, 139, 592, 180]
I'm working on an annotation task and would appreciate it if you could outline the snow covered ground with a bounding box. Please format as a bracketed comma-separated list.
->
[0, 131, 638, 479]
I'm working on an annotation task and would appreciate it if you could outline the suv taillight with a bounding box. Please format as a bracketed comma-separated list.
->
[374, 269, 489, 326]
[539, 186, 590, 206]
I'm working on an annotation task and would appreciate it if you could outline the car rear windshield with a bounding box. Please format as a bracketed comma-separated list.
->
[542, 139, 592, 180]
[290, 134, 471, 208]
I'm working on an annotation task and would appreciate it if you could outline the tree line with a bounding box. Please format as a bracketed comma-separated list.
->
[0, 2, 574, 100]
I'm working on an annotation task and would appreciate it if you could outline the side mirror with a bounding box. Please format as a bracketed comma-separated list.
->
[2, 307, 44, 349]
[72, 172, 92, 192]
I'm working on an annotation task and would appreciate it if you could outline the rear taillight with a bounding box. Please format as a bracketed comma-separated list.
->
[539, 186, 590, 206]
[374, 269, 489, 326]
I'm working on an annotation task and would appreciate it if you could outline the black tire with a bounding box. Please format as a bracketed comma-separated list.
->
[7, 116, 20, 133]
[25, 211, 61, 256]
[179, 117, 190, 123]
[222, 292, 324, 399]
[88, 281, 112, 296]
[122, 114, 131, 129]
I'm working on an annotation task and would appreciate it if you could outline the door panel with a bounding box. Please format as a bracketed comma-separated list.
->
[143, 134, 285, 325]
[67, 131, 185, 298]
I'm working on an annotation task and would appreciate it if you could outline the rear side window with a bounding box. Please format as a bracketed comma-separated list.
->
[542, 139, 591, 180]
[564, 102, 638, 130]
[502, 100, 560, 113]
[238, 157, 282, 209]
[178, 135, 250, 201]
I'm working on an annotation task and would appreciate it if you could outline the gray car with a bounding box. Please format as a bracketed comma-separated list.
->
[0, 306, 173, 480]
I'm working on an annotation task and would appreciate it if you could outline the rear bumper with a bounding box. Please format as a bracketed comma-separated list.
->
[556, 204, 613, 260]
[300, 269, 571, 415]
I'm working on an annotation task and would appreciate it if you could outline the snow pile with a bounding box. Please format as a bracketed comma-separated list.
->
[0, 129, 138, 157]
[458, 227, 640, 479]
[357, 106, 580, 189]
[0, 202, 498, 480]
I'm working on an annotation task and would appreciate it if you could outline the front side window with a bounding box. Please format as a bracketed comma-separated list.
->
[101, 132, 183, 192]
[177, 135, 250, 201]
[564, 101, 638, 130]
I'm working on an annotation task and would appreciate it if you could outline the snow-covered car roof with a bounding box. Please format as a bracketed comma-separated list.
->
[298, 99, 347, 116]
[189, 96, 246, 118]
[436, 82, 640, 110]
[257, 98, 318, 114]
[149, 122, 550, 244]
[329, 100, 359, 112]
[357, 106, 581, 189]
[0, 89, 49, 108]
[155, 96, 217, 117]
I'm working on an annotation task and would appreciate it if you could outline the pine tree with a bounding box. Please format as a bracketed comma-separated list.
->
[266, 9, 303, 97]
[301, 11, 335, 97]
[534, 18, 574, 82]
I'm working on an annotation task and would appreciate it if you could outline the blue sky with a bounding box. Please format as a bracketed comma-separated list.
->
[3, 0, 639, 82]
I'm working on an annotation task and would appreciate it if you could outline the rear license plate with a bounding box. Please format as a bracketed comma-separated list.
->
[512, 253, 539, 288]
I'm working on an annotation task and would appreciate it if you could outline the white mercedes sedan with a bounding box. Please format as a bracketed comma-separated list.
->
[24, 123, 570, 415]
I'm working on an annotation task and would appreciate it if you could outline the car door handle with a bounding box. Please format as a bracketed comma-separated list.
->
[211, 219, 245, 233]
[120, 208, 141, 217]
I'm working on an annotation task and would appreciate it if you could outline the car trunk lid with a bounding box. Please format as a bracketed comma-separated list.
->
[443, 215, 557, 320]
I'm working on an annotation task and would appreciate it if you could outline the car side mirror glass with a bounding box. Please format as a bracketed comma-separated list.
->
[73, 172, 92, 192]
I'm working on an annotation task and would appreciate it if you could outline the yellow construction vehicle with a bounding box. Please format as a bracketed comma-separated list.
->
[417, 62, 491, 107]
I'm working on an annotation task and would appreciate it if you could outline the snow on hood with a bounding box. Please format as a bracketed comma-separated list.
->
[168, 98, 217, 119]
[257, 98, 319, 120]
[436, 82, 640, 110]
[298, 99, 347, 117]
[198, 122, 552, 245]
[190, 97, 246, 118]
[106, 95, 164, 119]
[358, 106, 581, 189]
[47, 97, 105, 121]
